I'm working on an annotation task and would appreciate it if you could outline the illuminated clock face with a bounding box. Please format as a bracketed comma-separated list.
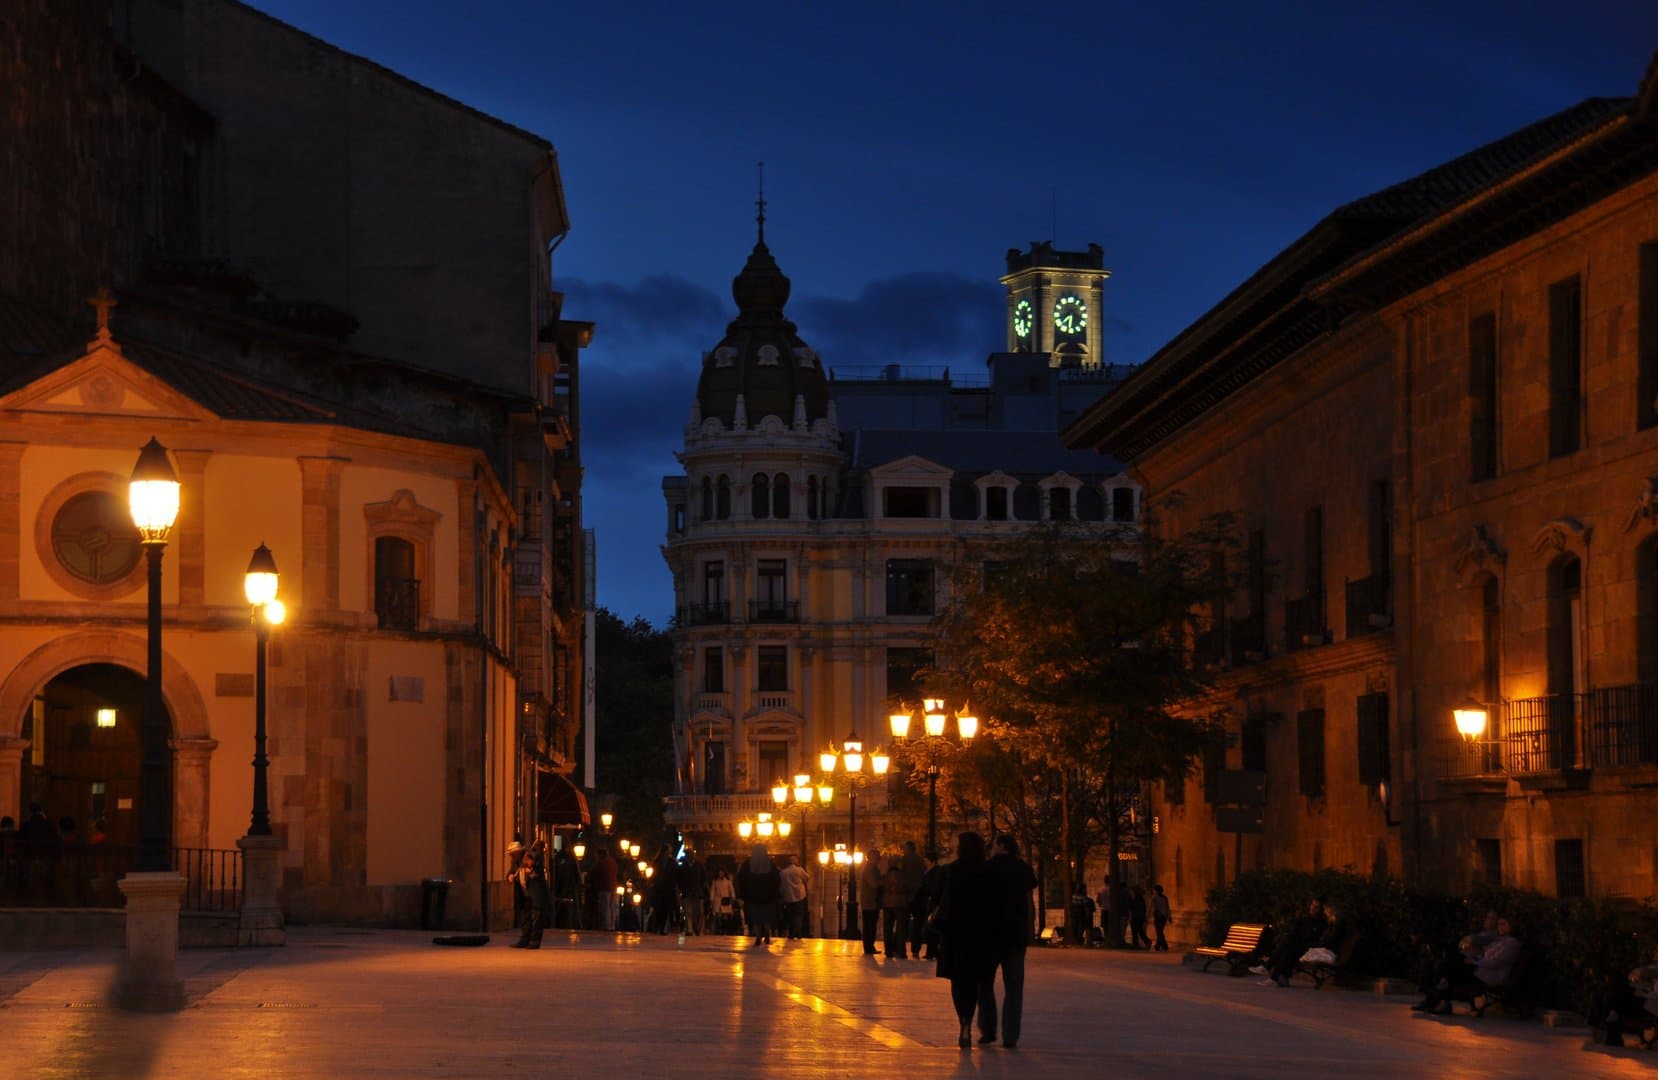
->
[1013, 298, 1033, 340]
[1054, 294, 1087, 336]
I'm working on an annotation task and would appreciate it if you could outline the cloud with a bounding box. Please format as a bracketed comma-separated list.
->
[795, 273, 1003, 371]
[562, 274, 726, 355]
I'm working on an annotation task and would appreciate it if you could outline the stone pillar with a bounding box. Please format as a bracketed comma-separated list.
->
[169, 736, 218, 850]
[173, 449, 211, 614]
[237, 833, 285, 945]
[113, 872, 186, 1012]
[0, 441, 23, 601]
[0, 735, 27, 823]
[298, 456, 346, 618]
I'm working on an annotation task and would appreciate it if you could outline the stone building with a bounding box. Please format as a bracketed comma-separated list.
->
[660, 224, 1136, 886]
[0, 0, 588, 927]
[1066, 61, 1658, 932]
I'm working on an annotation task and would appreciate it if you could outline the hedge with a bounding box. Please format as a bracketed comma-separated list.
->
[1203, 868, 1658, 1014]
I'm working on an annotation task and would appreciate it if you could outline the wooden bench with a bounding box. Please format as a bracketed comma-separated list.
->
[1466, 951, 1534, 1019]
[1195, 922, 1267, 976]
[1295, 933, 1361, 988]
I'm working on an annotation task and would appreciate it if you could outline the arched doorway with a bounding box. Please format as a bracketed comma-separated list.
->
[20, 663, 157, 848]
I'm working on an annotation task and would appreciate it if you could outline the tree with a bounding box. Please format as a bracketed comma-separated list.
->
[931, 517, 1237, 942]
[592, 608, 675, 850]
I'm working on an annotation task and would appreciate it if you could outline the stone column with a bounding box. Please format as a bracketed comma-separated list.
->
[298, 456, 346, 619]
[169, 736, 218, 850]
[113, 872, 186, 1011]
[0, 735, 27, 823]
[237, 833, 285, 945]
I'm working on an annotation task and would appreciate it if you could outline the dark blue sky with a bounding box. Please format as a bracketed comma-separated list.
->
[253, 1, 1654, 626]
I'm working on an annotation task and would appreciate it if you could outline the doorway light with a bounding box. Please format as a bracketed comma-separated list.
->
[96, 708, 118, 729]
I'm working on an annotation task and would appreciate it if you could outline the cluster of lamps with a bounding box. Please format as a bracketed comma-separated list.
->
[737, 811, 790, 840]
[888, 698, 977, 858]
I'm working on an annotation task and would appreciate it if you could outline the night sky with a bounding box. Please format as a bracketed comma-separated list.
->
[249, 1, 1654, 626]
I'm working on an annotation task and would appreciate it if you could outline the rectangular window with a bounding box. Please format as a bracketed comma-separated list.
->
[1296, 708, 1326, 797]
[1202, 741, 1226, 805]
[1165, 773, 1185, 806]
[1641, 242, 1658, 431]
[756, 646, 788, 692]
[1304, 505, 1324, 602]
[1112, 486, 1136, 523]
[885, 647, 933, 702]
[1369, 479, 1391, 581]
[704, 740, 727, 795]
[1548, 274, 1583, 458]
[1475, 838, 1503, 886]
[703, 647, 724, 694]
[756, 559, 786, 605]
[984, 486, 1009, 521]
[703, 562, 726, 606]
[757, 740, 789, 788]
[883, 486, 937, 518]
[1554, 838, 1586, 899]
[1356, 692, 1391, 786]
[1247, 530, 1266, 618]
[1469, 312, 1499, 480]
[1047, 487, 1072, 521]
[886, 559, 935, 616]
[1241, 714, 1269, 774]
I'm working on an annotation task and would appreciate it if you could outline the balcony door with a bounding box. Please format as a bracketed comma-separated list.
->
[1545, 557, 1582, 770]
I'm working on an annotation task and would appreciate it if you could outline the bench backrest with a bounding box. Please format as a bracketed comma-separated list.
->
[1221, 923, 1267, 951]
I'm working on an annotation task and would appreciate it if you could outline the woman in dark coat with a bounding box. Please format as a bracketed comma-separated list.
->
[933, 831, 996, 1049]
[735, 845, 781, 946]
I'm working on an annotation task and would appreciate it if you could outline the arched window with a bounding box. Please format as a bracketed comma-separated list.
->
[716, 476, 731, 520]
[751, 473, 770, 519]
[773, 473, 791, 519]
[807, 476, 819, 520]
[1544, 556, 1582, 770]
[1479, 575, 1501, 703]
[700, 477, 713, 522]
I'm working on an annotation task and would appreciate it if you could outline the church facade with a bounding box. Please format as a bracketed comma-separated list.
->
[659, 225, 1137, 884]
[1, 0, 589, 928]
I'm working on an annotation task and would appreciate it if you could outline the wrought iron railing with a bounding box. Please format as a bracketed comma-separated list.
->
[0, 846, 242, 911]
[1344, 573, 1391, 637]
[1586, 683, 1658, 767]
[748, 600, 800, 623]
[1502, 694, 1579, 774]
[1437, 737, 1505, 779]
[681, 602, 729, 626]
[375, 575, 421, 630]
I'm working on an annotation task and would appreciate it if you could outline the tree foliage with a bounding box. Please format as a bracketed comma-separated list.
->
[592, 608, 674, 848]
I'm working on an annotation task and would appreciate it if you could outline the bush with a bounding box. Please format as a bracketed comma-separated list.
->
[1204, 868, 1658, 1012]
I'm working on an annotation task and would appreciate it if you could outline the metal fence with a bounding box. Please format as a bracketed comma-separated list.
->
[1437, 684, 1658, 779]
[0, 846, 242, 912]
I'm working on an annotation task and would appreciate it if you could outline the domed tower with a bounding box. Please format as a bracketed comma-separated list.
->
[661, 203, 847, 850]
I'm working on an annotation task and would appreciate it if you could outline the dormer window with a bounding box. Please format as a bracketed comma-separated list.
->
[1112, 486, 1136, 522]
[1048, 487, 1072, 521]
[985, 487, 1008, 520]
[883, 486, 938, 518]
[1039, 472, 1083, 523]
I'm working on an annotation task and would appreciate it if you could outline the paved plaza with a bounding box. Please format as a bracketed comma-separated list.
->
[1, 928, 1650, 1078]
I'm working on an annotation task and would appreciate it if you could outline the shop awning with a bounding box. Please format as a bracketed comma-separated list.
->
[537, 770, 591, 827]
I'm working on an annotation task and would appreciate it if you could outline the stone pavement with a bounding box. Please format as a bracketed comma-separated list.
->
[1, 929, 1650, 1078]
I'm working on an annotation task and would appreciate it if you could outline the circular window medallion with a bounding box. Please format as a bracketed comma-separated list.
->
[52, 491, 143, 584]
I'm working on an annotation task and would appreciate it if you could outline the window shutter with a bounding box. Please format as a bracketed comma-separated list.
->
[1241, 713, 1276, 774]
[1297, 708, 1326, 797]
[1202, 741, 1225, 805]
[1356, 692, 1390, 786]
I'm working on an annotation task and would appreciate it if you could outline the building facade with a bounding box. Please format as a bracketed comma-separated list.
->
[1, 0, 589, 927]
[660, 229, 1137, 874]
[1067, 67, 1658, 932]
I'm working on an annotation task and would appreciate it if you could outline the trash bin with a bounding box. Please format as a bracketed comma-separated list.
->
[420, 878, 452, 930]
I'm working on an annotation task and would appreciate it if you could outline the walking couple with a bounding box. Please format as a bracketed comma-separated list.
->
[932, 832, 1038, 1050]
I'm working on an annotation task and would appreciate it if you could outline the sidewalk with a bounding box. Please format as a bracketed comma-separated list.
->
[2, 929, 1648, 1078]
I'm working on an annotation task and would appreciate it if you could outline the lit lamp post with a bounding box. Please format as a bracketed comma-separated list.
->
[821, 731, 889, 937]
[1453, 696, 1497, 773]
[237, 544, 288, 946]
[116, 436, 184, 1011]
[889, 698, 977, 858]
[772, 773, 833, 867]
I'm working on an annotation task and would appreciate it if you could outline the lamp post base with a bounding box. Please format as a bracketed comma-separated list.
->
[237, 834, 286, 946]
[113, 871, 187, 1012]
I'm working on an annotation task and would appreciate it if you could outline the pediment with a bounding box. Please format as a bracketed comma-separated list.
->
[869, 454, 953, 479]
[0, 344, 215, 422]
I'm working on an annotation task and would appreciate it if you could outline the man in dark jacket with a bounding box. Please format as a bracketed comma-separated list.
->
[980, 835, 1039, 1048]
[912, 851, 943, 958]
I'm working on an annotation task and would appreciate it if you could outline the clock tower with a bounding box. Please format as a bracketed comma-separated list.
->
[1000, 241, 1111, 368]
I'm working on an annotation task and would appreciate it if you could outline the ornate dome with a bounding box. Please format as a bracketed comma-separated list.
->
[694, 235, 830, 430]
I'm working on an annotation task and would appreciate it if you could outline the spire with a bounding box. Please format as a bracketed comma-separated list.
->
[755, 160, 767, 245]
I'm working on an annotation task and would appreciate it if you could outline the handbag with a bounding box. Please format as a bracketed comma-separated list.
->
[1300, 947, 1337, 965]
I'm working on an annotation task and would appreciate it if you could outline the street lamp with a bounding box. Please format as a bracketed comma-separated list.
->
[129, 437, 180, 873]
[772, 772, 832, 868]
[1453, 697, 1490, 740]
[243, 544, 285, 837]
[889, 699, 978, 858]
[822, 730, 890, 936]
[600, 812, 614, 831]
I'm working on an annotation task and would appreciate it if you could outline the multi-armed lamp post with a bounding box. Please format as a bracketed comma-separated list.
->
[889, 698, 977, 858]
[771, 773, 833, 866]
[820, 731, 889, 937]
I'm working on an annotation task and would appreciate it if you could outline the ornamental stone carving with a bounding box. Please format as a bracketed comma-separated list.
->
[1452, 524, 1505, 583]
[1531, 516, 1590, 558]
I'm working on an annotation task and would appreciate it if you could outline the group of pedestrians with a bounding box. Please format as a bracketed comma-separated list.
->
[1071, 876, 1171, 950]
[857, 841, 929, 957]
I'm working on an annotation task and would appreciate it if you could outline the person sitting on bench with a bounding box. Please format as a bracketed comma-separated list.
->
[1277, 901, 1355, 987]
[1250, 897, 1326, 981]
[1412, 916, 1521, 1014]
